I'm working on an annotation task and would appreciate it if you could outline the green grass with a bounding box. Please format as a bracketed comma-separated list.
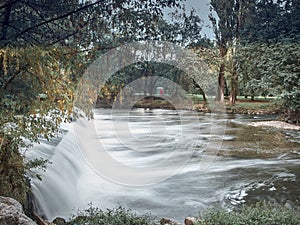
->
[187, 94, 281, 113]
[227, 96, 281, 113]
[187, 94, 207, 104]
[196, 204, 300, 225]
[232, 100, 277, 110]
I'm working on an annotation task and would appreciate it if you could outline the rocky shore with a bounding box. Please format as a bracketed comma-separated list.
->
[247, 120, 300, 130]
[0, 196, 199, 225]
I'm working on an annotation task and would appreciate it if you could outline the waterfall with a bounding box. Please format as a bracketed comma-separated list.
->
[28, 123, 85, 219]
[26, 109, 209, 221]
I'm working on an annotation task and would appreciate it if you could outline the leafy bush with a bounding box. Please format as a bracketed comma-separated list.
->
[0, 134, 28, 204]
[68, 205, 156, 225]
[197, 203, 300, 225]
[0, 46, 74, 204]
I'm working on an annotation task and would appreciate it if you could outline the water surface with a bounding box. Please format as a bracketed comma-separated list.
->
[27, 109, 300, 222]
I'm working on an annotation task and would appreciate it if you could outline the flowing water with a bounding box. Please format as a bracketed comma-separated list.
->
[26, 109, 300, 222]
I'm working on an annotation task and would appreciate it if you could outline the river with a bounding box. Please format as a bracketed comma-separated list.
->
[26, 108, 300, 222]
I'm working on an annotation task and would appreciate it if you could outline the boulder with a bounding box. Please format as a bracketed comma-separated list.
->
[184, 217, 197, 225]
[52, 217, 67, 225]
[160, 217, 181, 225]
[0, 196, 37, 225]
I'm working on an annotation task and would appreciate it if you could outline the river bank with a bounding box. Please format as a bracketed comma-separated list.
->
[247, 120, 300, 130]
[2, 196, 299, 225]
[97, 96, 285, 116]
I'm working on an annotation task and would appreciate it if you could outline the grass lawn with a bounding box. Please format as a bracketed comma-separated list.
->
[227, 96, 281, 114]
[188, 94, 282, 114]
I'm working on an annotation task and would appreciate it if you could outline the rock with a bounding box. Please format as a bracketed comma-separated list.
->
[184, 217, 197, 225]
[52, 217, 67, 225]
[284, 200, 294, 209]
[0, 196, 37, 225]
[160, 217, 181, 225]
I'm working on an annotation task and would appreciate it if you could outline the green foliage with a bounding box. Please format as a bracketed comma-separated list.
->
[167, 8, 208, 46]
[0, 0, 80, 47]
[197, 204, 300, 225]
[241, 0, 300, 42]
[0, 0, 185, 48]
[68, 205, 155, 225]
[209, 0, 238, 46]
[26, 158, 52, 181]
[209, 0, 300, 107]
[0, 46, 76, 203]
[0, 134, 28, 204]
[236, 41, 300, 118]
[0, 46, 75, 144]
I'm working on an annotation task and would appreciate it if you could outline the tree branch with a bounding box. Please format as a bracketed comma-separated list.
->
[0, 0, 20, 10]
[2, 70, 23, 90]
[15, 0, 106, 40]
[46, 19, 90, 47]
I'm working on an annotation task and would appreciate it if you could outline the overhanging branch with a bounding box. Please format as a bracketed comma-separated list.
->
[15, 0, 106, 40]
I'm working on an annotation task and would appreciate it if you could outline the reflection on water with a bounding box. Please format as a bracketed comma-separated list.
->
[28, 109, 300, 222]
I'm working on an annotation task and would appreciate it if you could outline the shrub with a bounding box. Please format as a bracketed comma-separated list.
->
[196, 203, 300, 225]
[0, 134, 28, 204]
[68, 205, 156, 225]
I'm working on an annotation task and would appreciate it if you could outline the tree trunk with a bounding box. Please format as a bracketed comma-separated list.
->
[192, 79, 207, 105]
[216, 44, 227, 103]
[143, 64, 149, 97]
[216, 63, 225, 103]
[229, 66, 238, 105]
[148, 66, 155, 96]
[202, 92, 207, 104]
[228, 0, 242, 106]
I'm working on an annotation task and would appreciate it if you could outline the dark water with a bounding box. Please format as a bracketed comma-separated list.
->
[27, 109, 300, 222]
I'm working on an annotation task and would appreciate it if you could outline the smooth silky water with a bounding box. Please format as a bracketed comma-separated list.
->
[26, 108, 300, 222]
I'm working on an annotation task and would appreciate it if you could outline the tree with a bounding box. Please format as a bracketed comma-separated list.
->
[209, 0, 236, 104]
[240, 0, 300, 42]
[236, 41, 300, 122]
[0, 46, 75, 203]
[236, 0, 300, 122]
[209, 0, 257, 105]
